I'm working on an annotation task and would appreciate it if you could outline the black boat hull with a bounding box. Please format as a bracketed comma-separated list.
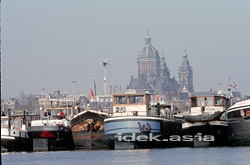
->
[228, 119, 250, 146]
[28, 125, 74, 151]
[1, 135, 33, 152]
[182, 120, 228, 147]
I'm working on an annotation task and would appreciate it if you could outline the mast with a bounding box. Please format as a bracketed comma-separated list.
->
[99, 57, 111, 110]
[101, 57, 111, 96]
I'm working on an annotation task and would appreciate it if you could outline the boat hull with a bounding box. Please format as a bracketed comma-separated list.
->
[71, 130, 107, 149]
[70, 110, 108, 149]
[182, 120, 228, 147]
[1, 135, 32, 152]
[104, 116, 182, 149]
[1, 128, 33, 152]
[28, 125, 74, 151]
[228, 119, 250, 146]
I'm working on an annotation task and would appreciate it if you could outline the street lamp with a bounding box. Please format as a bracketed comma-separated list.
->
[71, 81, 77, 105]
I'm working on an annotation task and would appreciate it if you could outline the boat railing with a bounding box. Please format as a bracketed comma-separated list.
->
[110, 112, 175, 119]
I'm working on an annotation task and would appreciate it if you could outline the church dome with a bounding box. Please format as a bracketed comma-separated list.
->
[138, 34, 160, 59]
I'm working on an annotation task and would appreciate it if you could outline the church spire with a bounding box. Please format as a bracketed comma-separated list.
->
[145, 29, 152, 46]
[184, 50, 188, 58]
[179, 49, 194, 93]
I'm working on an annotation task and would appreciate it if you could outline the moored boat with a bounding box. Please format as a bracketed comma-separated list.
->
[227, 99, 250, 146]
[104, 92, 182, 149]
[27, 107, 74, 151]
[70, 110, 109, 149]
[1, 111, 37, 152]
[182, 95, 229, 147]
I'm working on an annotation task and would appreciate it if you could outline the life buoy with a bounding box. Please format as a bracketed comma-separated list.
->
[246, 111, 250, 116]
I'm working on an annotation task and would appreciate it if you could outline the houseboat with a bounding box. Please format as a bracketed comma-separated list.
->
[70, 110, 109, 149]
[27, 106, 74, 151]
[104, 92, 182, 149]
[1, 111, 38, 152]
[227, 99, 250, 146]
[182, 95, 229, 147]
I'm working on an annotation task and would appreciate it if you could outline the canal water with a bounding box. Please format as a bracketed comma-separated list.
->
[2, 147, 250, 165]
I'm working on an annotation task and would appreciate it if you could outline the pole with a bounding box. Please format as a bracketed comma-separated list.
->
[101, 57, 111, 96]
[71, 81, 77, 106]
[8, 108, 11, 136]
[23, 110, 26, 125]
[94, 78, 98, 110]
[100, 57, 111, 110]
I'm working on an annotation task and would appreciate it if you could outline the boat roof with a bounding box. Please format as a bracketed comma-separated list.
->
[73, 109, 108, 119]
[227, 99, 250, 112]
[112, 93, 150, 96]
[190, 95, 227, 98]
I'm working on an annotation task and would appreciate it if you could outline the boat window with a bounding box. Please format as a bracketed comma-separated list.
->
[51, 109, 61, 116]
[1, 119, 9, 127]
[13, 118, 21, 128]
[130, 95, 144, 104]
[114, 96, 128, 104]
[115, 107, 126, 113]
[206, 97, 214, 106]
[191, 98, 197, 107]
[65, 109, 72, 118]
[228, 110, 242, 118]
[223, 98, 228, 106]
[197, 98, 205, 106]
[215, 97, 223, 106]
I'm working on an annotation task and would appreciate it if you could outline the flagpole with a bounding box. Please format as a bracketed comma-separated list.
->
[94, 78, 98, 110]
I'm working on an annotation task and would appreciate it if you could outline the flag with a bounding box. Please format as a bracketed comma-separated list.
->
[233, 82, 238, 88]
[90, 88, 95, 99]
[226, 81, 238, 88]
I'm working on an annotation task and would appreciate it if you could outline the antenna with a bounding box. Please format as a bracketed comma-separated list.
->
[100, 57, 111, 96]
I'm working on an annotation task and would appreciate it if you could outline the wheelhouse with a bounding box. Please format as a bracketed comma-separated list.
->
[191, 96, 229, 107]
[112, 93, 151, 117]
[190, 95, 229, 115]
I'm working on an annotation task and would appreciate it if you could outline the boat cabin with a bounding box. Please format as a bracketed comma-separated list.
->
[112, 93, 151, 117]
[190, 95, 230, 115]
[41, 107, 75, 120]
[227, 99, 250, 120]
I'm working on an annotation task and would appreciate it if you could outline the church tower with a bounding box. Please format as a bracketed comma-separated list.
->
[179, 50, 194, 92]
[137, 32, 160, 87]
[127, 31, 180, 98]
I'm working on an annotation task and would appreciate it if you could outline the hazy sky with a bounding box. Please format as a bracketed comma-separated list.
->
[2, 0, 250, 99]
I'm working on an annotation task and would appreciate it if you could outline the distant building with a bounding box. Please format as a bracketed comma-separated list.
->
[2, 98, 17, 113]
[179, 50, 194, 93]
[89, 95, 113, 113]
[127, 33, 194, 100]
